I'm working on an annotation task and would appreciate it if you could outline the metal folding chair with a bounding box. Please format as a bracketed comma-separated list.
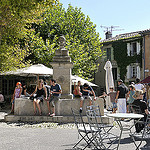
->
[87, 105, 118, 139]
[71, 108, 98, 150]
[87, 105, 114, 133]
[131, 104, 146, 133]
[86, 105, 118, 149]
[131, 104, 142, 114]
[86, 108, 107, 149]
[132, 114, 150, 150]
[129, 104, 149, 150]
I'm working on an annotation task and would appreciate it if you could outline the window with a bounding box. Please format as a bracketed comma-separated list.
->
[127, 42, 140, 56]
[112, 68, 117, 80]
[106, 48, 111, 61]
[131, 66, 137, 78]
[127, 64, 140, 79]
[131, 42, 137, 56]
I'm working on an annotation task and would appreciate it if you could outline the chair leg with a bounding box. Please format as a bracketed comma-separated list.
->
[138, 139, 150, 150]
[73, 133, 95, 149]
[73, 134, 86, 148]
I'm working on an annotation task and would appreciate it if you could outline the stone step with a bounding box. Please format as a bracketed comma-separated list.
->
[5, 115, 114, 124]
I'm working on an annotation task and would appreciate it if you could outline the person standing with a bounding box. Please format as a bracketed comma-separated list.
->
[30, 79, 47, 116]
[99, 87, 117, 113]
[134, 78, 145, 91]
[115, 79, 128, 113]
[48, 79, 62, 117]
[134, 78, 146, 102]
[11, 82, 22, 113]
[126, 84, 135, 113]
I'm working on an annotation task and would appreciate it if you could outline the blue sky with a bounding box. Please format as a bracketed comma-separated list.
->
[59, 0, 150, 39]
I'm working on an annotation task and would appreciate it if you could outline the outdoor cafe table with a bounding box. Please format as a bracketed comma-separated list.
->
[106, 113, 144, 150]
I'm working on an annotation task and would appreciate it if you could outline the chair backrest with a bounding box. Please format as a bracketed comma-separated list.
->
[86, 107, 101, 131]
[86, 105, 102, 116]
[86, 105, 103, 124]
[145, 114, 150, 132]
[71, 108, 86, 130]
[130, 104, 142, 114]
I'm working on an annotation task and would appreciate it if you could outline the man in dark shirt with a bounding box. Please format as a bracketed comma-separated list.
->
[115, 79, 128, 113]
[79, 83, 96, 113]
[48, 79, 62, 117]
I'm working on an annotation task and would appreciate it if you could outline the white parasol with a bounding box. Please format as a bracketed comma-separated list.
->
[1, 64, 53, 76]
[104, 60, 114, 110]
[1, 64, 98, 87]
[71, 75, 98, 87]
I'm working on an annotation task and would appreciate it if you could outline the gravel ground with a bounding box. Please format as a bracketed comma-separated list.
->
[0, 111, 147, 150]
[0, 120, 147, 150]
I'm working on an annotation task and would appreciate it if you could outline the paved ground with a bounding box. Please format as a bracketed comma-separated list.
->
[0, 110, 147, 150]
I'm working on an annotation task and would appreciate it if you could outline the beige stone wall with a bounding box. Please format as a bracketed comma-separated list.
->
[145, 35, 150, 77]
[14, 97, 104, 116]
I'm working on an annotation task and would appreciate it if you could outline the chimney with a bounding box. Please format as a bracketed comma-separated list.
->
[105, 31, 112, 39]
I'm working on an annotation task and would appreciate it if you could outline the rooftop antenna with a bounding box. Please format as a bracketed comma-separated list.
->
[100, 25, 124, 34]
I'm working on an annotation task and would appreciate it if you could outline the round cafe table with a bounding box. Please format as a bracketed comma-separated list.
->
[107, 113, 144, 150]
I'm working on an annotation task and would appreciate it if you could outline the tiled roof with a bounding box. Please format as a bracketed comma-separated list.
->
[101, 28, 150, 43]
[139, 28, 150, 34]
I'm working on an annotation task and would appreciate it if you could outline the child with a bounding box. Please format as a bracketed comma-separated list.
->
[99, 87, 117, 113]
[126, 84, 135, 113]
[11, 82, 22, 113]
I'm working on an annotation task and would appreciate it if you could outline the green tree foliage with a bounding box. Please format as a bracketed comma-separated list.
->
[28, 4, 102, 80]
[0, 0, 57, 72]
[24, 30, 57, 67]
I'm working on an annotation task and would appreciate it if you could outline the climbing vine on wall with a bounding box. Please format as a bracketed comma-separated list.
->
[112, 39, 142, 81]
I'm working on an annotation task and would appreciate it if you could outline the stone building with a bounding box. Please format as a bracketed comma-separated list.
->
[95, 29, 150, 95]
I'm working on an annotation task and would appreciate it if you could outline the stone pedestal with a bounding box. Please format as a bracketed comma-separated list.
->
[51, 62, 73, 99]
[51, 36, 73, 99]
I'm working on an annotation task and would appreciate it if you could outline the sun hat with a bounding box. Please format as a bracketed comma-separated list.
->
[16, 82, 21, 86]
[109, 86, 114, 89]
[129, 84, 135, 89]
[132, 90, 143, 99]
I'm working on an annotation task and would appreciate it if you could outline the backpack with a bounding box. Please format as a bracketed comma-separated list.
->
[124, 84, 129, 94]
[73, 89, 78, 95]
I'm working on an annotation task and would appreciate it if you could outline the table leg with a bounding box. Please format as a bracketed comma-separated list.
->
[116, 120, 123, 150]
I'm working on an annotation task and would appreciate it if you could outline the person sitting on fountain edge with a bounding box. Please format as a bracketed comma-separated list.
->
[48, 79, 62, 117]
[79, 83, 96, 113]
